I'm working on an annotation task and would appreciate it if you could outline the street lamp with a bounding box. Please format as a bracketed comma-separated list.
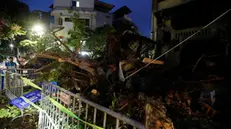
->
[9, 43, 14, 52]
[32, 24, 45, 36]
[9, 44, 14, 48]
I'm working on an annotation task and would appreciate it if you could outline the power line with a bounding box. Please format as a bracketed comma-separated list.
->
[124, 7, 231, 81]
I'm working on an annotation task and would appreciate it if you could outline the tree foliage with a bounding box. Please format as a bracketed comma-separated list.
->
[0, 0, 29, 40]
[0, 0, 29, 60]
[84, 25, 115, 58]
[0, 0, 30, 25]
[0, 21, 26, 61]
[22, 11, 140, 92]
[67, 13, 116, 57]
[0, 21, 26, 40]
[68, 13, 87, 50]
[20, 33, 58, 53]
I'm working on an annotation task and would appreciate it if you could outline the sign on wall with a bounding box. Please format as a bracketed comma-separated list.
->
[59, 92, 71, 105]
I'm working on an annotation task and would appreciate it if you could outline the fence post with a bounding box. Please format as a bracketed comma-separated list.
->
[1, 70, 4, 90]
[5, 72, 9, 90]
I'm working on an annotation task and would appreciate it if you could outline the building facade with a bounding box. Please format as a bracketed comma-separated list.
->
[151, 0, 193, 41]
[50, 0, 115, 39]
[151, 0, 231, 66]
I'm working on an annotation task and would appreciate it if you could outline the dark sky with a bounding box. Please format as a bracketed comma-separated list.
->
[24, 0, 152, 37]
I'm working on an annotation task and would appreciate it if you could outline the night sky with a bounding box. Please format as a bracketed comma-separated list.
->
[24, 0, 152, 37]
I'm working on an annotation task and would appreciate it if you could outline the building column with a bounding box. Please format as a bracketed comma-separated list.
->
[151, 0, 158, 41]
[91, 12, 96, 30]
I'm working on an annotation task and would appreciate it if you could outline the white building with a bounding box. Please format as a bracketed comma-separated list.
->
[50, 0, 115, 39]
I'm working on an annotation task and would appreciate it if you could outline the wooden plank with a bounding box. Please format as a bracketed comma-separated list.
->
[142, 58, 164, 65]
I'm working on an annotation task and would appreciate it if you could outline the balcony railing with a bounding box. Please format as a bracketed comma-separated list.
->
[174, 26, 216, 40]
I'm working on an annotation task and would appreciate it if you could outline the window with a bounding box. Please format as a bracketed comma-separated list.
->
[58, 18, 63, 25]
[77, 1, 80, 7]
[65, 18, 72, 22]
[72, 1, 76, 7]
[80, 19, 90, 27]
[72, 0, 80, 7]
[50, 16, 55, 24]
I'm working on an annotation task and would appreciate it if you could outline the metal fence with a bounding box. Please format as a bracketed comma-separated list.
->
[1, 70, 4, 91]
[0, 68, 36, 101]
[38, 110, 58, 129]
[40, 82, 145, 129]
[4, 72, 24, 99]
[16, 69, 36, 79]
[1, 70, 145, 129]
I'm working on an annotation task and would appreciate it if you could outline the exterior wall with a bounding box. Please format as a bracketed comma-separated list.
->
[52, 0, 115, 39]
[151, 0, 226, 67]
[95, 11, 113, 27]
[151, 0, 194, 38]
[57, 17, 73, 38]
[54, 0, 94, 8]
[51, 9, 98, 38]
[54, 0, 72, 8]
[77, 0, 94, 8]
[51, 0, 114, 39]
[54, 11, 97, 38]
[158, 0, 193, 10]
[158, 0, 182, 10]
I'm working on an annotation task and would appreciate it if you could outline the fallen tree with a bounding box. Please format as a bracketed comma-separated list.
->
[19, 13, 231, 129]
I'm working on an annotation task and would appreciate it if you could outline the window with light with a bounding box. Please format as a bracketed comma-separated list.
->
[72, 0, 80, 7]
[76, 1, 80, 7]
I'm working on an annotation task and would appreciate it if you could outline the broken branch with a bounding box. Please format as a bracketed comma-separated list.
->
[35, 53, 96, 75]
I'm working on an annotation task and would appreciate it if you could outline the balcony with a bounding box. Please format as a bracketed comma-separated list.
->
[174, 26, 217, 41]
[158, 0, 193, 11]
